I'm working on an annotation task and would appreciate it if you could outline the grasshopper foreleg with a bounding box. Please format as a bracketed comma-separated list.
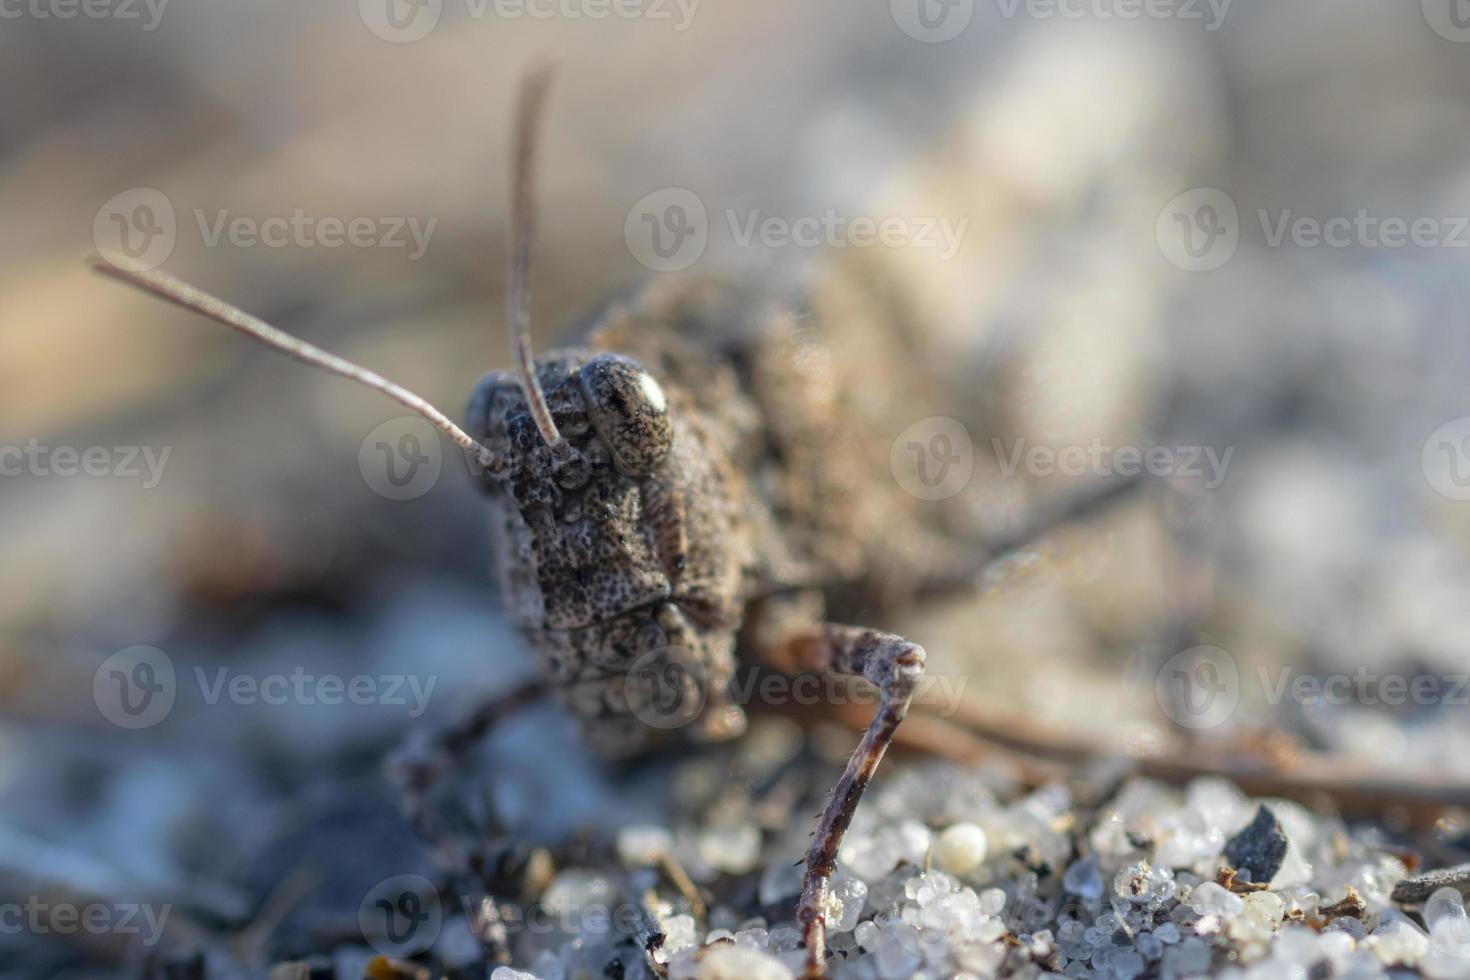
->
[772, 623, 926, 977]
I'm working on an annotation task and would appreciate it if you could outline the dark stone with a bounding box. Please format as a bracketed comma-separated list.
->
[1391, 862, 1470, 904]
[1223, 805, 1289, 884]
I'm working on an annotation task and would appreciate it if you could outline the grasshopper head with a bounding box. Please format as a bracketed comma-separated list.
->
[467, 350, 747, 756]
[467, 350, 670, 629]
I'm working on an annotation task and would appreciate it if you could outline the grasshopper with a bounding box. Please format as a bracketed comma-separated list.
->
[91, 65, 1136, 976]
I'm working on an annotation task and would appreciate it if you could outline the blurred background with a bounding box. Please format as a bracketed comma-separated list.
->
[5, 0, 1470, 975]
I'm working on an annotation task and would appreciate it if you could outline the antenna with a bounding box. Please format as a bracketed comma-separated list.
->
[89, 256, 504, 473]
[507, 60, 569, 456]
[88, 62, 567, 473]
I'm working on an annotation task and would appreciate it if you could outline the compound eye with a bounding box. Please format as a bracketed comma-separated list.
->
[579, 353, 673, 476]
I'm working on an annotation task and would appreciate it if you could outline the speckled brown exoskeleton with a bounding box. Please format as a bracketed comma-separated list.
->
[90, 65, 1132, 976]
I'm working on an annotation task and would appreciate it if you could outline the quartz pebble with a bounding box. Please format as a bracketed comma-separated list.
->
[1062, 858, 1104, 900]
[1190, 881, 1245, 918]
[617, 823, 674, 865]
[828, 874, 869, 933]
[699, 823, 762, 874]
[682, 944, 790, 980]
[1369, 918, 1429, 966]
[933, 822, 988, 877]
[663, 914, 698, 953]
